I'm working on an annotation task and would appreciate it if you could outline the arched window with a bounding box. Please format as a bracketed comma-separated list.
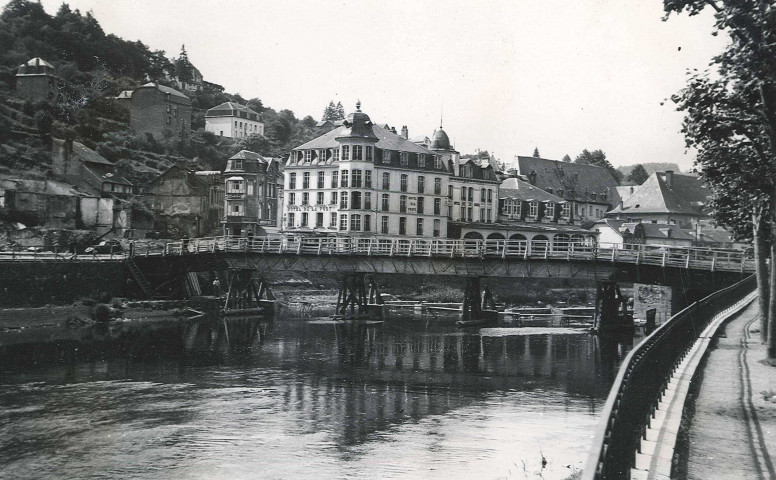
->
[552, 234, 570, 251]
[463, 231, 484, 239]
[531, 235, 550, 252]
[487, 233, 505, 240]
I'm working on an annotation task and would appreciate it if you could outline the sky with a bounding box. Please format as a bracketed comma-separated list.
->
[30, 0, 727, 171]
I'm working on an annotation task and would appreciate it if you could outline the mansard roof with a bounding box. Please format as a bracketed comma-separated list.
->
[499, 177, 564, 203]
[205, 102, 261, 118]
[293, 123, 436, 155]
[514, 156, 618, 204]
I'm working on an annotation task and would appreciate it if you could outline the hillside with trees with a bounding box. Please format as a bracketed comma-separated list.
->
[0, 0, 319, 187]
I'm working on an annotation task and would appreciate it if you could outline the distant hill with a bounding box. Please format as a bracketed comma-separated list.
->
[0, 0, 320, 188]
[617, 163, 682, 177]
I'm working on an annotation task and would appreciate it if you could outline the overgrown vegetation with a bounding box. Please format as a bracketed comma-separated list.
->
[0, 1, 321, 189]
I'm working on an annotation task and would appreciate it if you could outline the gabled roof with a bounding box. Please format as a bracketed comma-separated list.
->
[293, 124, 436, 155]
[499, 177, 564, 203]
[608, 172, 710, 216]
[53, 138, 113, 166]
[514, 156, 618, 204]
[115, 90, 133, 100]
[230, 150, 267, 162]
[139, 82, 190, 101]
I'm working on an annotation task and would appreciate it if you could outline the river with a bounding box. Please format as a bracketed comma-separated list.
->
[0, 310, 637, 479]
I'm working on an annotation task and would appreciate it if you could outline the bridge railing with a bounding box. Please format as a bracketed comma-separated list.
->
[137, 236, 753, 273]
[582, 273, 757, 480]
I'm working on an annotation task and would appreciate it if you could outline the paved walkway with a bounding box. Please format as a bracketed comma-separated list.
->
[685, 301, 776, 480]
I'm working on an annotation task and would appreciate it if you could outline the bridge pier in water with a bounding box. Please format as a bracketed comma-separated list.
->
[334, 273, 385, 319]
[222, 268, 275, 316]
[458, 277, 498, 327]
[593, 280, 634, 333]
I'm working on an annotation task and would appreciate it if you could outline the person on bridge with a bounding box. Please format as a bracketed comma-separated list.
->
[212, 278, 221, 297]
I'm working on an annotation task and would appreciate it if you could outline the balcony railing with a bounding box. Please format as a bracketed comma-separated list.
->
[123, 235, 755, 273]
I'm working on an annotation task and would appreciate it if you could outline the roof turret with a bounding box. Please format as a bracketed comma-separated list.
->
[336, 100, 378, 142]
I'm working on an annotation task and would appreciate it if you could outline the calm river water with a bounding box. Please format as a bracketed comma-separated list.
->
[0, 311, 637, 479]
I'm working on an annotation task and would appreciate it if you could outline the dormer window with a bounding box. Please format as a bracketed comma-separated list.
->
[418, 154, 426, 168]
[383, 150, 391, 164]
[342, 145, 350, 161]
[400, 152, 408, 167]
[333, 148, 340, 162]
[353, 145, 363, 161]
[366, 146, 373, 162]
[561, 203, 571, 218]
[546, 202, 555, 218]
[232, 159, 243, 170]
[591, 193, 597, 201]
[319, 149, 327, 162]
[529, 201, 539, 217]
[434, 156, 442, 169]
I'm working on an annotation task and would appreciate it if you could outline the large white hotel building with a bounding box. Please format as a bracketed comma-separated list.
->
[283, 102, 500, 238]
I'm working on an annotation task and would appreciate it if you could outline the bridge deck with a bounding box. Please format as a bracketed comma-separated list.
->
[137, 236, 753, 274]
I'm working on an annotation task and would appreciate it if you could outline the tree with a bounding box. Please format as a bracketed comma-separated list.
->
[532, 147, 540, 158]
[665, 0, 776, 356]
[322, 100, 345, 122]
[175, 44, 191, 83]
[562, 154, 571, 162]
[627, 164, 649, 185]
[322, 101, 336, 121]
[574, 149, 623, 184]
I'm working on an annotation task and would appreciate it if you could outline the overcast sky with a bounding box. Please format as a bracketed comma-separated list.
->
[31, 0, 726, 170]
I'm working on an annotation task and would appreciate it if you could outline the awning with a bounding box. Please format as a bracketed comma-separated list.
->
[226, 176, 244, 181]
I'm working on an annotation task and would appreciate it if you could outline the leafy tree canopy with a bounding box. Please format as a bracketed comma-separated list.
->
[626, 164, 649, 185]
[574, 149, 623, 184]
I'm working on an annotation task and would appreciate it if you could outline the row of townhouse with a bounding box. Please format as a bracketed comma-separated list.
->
[275, 102, 616, 248]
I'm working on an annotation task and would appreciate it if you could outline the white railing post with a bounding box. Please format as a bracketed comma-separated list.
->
[662, 249, 667, 268]
[711, 251, 717, 272]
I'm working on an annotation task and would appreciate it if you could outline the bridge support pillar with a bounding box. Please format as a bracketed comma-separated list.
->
[594, 280, 634, 333]
[223, 268, 274, 316]
[458, 278, 498, 326]
[335, 273, 383, 319]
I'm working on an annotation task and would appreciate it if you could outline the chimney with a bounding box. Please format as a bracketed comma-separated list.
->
[619, 200, 624, 210]
[401, 125, 408, 139]
[35, 58, 40, 67]
[528, 170, 537, 185]
[664, 170, 674, 188]
[629, 186, 634, 194]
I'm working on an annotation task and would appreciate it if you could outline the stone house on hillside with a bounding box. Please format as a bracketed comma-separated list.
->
[129, 83, 192, 143]
[594, 218, 694, 248]
[144, 163, 224, 238]
[205, 102, 264, 138]
[52, 138, 134, 197]
[15, 57, 65, 103]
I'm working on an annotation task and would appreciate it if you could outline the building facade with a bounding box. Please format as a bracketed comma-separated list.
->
[15, 57, 65, 102]
[223, 150, 281, 236]
[284, 103, 450, 238]
[205, 102, 264, 138]
[513, 156, 618, 224]
[144, 163, 224, 238]
[129, 83, 192, 142]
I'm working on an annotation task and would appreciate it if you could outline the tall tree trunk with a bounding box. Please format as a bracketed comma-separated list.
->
[753, 208, 769, 343]
[769, 190, 776, 358]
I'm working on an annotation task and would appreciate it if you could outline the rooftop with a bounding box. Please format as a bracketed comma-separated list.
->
[608, 171, 710, 216]
[499, 177, 565, 203]
[514, 156, 619, 204]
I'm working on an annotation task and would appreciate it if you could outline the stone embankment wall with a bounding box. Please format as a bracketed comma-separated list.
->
[0, 261, 125, 307]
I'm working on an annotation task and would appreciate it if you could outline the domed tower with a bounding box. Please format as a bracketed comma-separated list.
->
[336, 100, 378, 142]
[429, 121, 459, 174]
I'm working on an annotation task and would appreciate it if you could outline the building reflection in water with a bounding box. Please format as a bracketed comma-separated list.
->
[0, 313, 639, 450]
